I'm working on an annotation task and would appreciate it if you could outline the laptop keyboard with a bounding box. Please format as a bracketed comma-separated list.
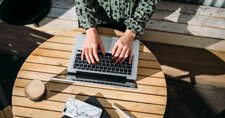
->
[73, 50, 132, 75]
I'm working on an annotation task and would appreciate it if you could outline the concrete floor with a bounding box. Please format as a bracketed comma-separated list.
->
[0, 53, 225, 118]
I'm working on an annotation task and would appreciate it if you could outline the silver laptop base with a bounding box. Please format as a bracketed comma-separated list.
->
[51, 72, 137, 89]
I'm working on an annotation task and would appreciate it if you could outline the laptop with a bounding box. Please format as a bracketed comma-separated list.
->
[52, 34, 140, 89]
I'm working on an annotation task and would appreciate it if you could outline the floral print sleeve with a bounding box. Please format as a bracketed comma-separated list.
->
[75, 0, 159, 37]
[124, 0, 160, 37]
[75, 0, 97, 30]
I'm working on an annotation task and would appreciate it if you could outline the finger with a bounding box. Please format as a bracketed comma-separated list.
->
[93, 47, 100, 62]
[99, 40, 105, 55]
[81, 48, 85, 61]
[120, 49, 129, 64]
[112, 46, 122, 61]
[89, 48, 95, 64]
[129, 49, 133, 64]
[112, 44, 118, 56]
[115, 48, 127, 64]
[85, 49, 91, 64]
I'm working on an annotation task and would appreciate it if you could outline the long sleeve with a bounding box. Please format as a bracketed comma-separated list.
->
[124, 0, 160, 37]
[75, 0, 96, 30]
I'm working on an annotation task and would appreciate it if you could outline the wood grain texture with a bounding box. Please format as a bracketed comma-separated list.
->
[0, 110, 6, 118]
[12, 28, 167, 118]
[12, 106, 163, 118]
[17, 70, 166, 87]
[13, 88, 165, 114]
[3, 106, 13, 118]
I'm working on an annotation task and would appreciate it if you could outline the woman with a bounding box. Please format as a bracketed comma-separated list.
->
[75, 0, 159, 64]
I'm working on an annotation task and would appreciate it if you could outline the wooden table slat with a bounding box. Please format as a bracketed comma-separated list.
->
[39, 41, 150, 53]
[14, 79, 167, 105]
[17, 70, 166, 87]
[26, 55, 160, 69]
[13, 91, 165, 114]
[32, 48, 157, 61]
[16, 75, 167, 96]
[20, 62, 164, 78]
[12, 105, 163, 118]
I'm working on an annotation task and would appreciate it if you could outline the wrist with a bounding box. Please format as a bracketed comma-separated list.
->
[124, 29, 136, 40]
[86, 27, 97, 34]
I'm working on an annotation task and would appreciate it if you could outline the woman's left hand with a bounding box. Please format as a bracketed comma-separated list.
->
[112, 29, 136, 64]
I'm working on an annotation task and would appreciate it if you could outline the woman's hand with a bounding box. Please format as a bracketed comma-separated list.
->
[81, 28, 105, 64]
[112, 29, 136, 64]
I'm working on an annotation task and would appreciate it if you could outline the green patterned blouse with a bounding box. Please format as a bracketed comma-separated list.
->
[75, 0, 160, 37]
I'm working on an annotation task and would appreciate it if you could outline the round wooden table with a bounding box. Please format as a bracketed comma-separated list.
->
[12, 28, 167, 118]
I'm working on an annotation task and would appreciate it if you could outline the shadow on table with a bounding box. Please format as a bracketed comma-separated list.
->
[0, 23, 53, 57]
[145, 36, 225, 118]
[163, 77, 225, 118]
[0, 23, 53, 108]
[44, 69, 72, 100]
[213, 110, 225, 118]
[113, 103, 137, 118]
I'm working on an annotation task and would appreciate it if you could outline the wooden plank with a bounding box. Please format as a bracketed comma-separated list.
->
[17, 70, 166, 87]
[27, 53, 160, 68]
[12, 106, 63, 118]
[13, 116, 23, 118]
[47, 35, 77, 44]
[16, 68, 167, 96]
[208, 50, 225, 62]
[152, 10, 225, 30]
[14, 79, 167, 105]
[156, 1, 225, 18]
[38, 42, 150, 53]
[140, 30, 225, 62]
[13, 90, 165, 114]
[12, 105, 163, 118]
[146, 20, 225, 40]
[32, 48, 72, 59]
[56, 28, 123, 38]
[48, 7, 77, 20]
[206, 40, 225, 53]
[20, 62, 164, 78]
[147, 42, 225, 68]
[32, 48, 157, 61]
[3, 106, 13, 118]
[46, 32, 146, 48]
[161, 64, 225, 88]
[140, 30, 222, 49]
[26, 17, 78, 34]
[0, 110, 6, 118]
[17, 72, 167, 96]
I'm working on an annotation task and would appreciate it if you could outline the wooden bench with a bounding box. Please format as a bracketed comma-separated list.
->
[0, 0, 224, 86]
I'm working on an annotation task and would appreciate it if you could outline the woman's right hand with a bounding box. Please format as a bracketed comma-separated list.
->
[81, 27, 105, 64]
